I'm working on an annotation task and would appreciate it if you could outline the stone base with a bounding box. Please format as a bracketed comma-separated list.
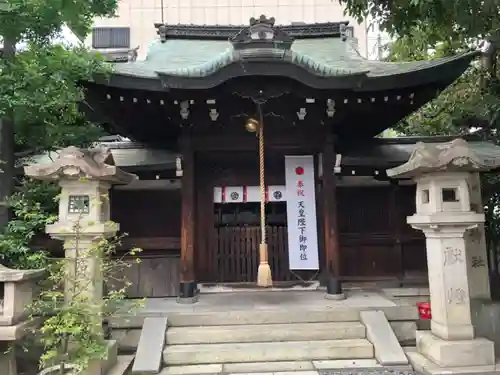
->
[176, 294, 200, 304]
[0, 343, 16, 375]
[324, 292, 346, 301]
[0, 317, 42, 341]
[82, 340, 117, 375]
[407, 349, 500, 375]
[177, 281, 199, 304]
[417, 331, 495, 368]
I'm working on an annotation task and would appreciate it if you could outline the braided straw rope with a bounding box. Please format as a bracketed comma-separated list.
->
[258, 105, 266, 245]
[256, 103, 272, 286]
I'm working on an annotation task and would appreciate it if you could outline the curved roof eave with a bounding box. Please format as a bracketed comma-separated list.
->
[90, 50, 479, 92]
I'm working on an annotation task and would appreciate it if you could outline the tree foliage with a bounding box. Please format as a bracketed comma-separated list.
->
[0, 0, 119, 153]
[0, 0, 118, 229]
[0, 0, 119, 268]
[28, 216, 142, 373]
[0, 0, 117, 42]
[0, 179, 57, 269]
[358, 1, 500, 279]
[338, 0, 500, 42]
[0, 44, 107, 155]
[381, 25, 500, 141]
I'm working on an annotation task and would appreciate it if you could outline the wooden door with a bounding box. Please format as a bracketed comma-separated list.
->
[211, 202, 302, 283]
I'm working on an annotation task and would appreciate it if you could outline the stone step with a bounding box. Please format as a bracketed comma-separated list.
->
[160, 359, 383, 375]
[166, 322, 366, 345]
[166, 306, 417, 327]
[163, 339, 374, 365]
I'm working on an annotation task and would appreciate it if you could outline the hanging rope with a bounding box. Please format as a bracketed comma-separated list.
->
[256, 102, 272, 286]
[258, 104, 266, 246]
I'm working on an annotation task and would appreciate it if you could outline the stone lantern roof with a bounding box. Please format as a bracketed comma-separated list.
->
[24, 145, 137, 184]
[386, 138, 500, 178]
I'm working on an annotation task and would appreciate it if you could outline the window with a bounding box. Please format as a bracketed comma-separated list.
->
[214, 202, 287, 227]
[422, 189, 430, 204]
[92, 27, 130, 49]
[345, 26, 354, 38]
[442, 188, 458, 202]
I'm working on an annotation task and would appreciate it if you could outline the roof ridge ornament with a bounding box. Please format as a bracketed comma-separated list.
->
[158, 24, 167, 43]
[231, 15, 294, 51]
[249, 15, 275, 27]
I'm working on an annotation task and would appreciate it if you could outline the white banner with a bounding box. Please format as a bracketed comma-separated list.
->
[268, 186, 286, 202]
[224, 186, 244, 203]
[213, 186, 286, 203]
[285, 155, 320, 270]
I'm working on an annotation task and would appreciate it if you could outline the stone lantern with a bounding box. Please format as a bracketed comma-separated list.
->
[24, 146, 136, 375]
[387, 138, 500, 374]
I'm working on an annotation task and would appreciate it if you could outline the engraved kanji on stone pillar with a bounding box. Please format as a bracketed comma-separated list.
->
[466, 172, 490, 300]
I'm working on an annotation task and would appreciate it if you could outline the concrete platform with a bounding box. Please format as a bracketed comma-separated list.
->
[110, 289, 422, 356]
[406, 347, 500, 375]
[110, 290, 420, 326]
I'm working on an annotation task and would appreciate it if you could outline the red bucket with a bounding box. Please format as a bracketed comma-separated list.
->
[417, 302, 431, 320]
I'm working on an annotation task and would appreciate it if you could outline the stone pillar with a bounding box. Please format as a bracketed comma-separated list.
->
[414, 211, 478, 341]
[24, 146, 136, 375]
[0, 343, 16, 375]
[0, 266, 44, 375]
[465, 172, 491, 300]
[387, 139, 499, 374]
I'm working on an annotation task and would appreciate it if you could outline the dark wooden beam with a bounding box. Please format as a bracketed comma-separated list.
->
[321, 132, 342, 292]
[179, 129, 197, 301]
[122, 236, 180, 250]
[192, 132, 324, 152]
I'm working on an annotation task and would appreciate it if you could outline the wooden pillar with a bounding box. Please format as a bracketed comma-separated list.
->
[390, 181, 405, 281]
[178, 130, 197, 302]
[322, 132, 343, 296]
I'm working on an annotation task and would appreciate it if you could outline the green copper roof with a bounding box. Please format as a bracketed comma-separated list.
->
[112, 37, 476, 80]
[94, 19, 477, 92]
[113, 38, 361, 78]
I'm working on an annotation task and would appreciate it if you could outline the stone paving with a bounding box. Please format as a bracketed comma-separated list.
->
[319, 370, 415, 375]
[161, 358, 417, 375]
[134, 288, 427, 316]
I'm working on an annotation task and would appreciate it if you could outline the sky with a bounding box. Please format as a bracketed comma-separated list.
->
[5, 24, 83, 51]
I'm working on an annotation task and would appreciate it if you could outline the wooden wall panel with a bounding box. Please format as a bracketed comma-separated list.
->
[108, 189, 182, 297]
[107, 253, 180, 298]
[111, 189, 181, 239]
[337, 185, 426, 278]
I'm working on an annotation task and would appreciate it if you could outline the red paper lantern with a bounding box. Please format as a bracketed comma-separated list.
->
[417, 302, 431, 320]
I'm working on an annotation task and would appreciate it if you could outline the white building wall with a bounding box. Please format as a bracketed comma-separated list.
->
[86, 0, 370, 60]
[365, 17, 391, 60]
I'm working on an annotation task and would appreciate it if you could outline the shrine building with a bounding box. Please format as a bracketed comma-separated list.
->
[77, 16, 487, 301]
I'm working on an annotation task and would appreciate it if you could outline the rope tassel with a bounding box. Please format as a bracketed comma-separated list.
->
[257, 104, 272, 287]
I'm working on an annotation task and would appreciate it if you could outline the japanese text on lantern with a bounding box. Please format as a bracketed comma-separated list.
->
[296, 166, 308, 261]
